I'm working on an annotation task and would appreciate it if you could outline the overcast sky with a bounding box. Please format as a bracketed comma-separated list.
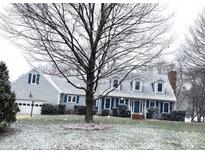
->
[0, 1, 205, 81]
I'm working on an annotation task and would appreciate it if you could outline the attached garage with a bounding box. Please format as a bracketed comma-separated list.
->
[16, 99, 47, 115]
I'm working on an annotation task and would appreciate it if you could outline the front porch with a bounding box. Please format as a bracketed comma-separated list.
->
[97, 97, 174, 119]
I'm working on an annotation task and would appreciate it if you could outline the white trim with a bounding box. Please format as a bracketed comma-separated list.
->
[155, 82, 165, 93]
[104, 97, 111, 110]
[131, 99, 143, 114]
[64, 95, 77, 103]
[133, 79, 143, 92]
[57, 93, 60, 104]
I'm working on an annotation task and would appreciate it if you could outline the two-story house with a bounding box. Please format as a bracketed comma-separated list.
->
[11, 69, 176, 117]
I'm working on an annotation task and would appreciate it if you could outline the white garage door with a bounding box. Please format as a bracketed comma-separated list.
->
[16, 100, 46, 115]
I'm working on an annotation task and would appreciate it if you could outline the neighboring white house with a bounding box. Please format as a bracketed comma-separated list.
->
[11, 69, 176, 117]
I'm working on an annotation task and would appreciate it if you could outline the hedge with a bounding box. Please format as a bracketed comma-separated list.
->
[41, 104, 65, 115]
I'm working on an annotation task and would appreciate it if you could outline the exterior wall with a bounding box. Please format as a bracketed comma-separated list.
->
[11, 70, 60, 105]
[98, 96, 174, 116]
[59, 93, 86, 111]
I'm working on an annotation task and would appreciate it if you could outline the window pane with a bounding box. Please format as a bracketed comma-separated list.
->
[68, 96, 71, 102]
[150, 102, 155, 107]
[158, 83, 163, 92]
[32, 74, 36, 83]
[105, 98, 110, 108]
[72, 96, 76, 102]
[113, 80, 118, 88]
[135, 81, 140, 90]
[164, 103, 169, 112]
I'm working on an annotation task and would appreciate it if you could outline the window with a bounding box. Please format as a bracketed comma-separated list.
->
[120, 98, 125, 104]
[19, 103, 22, 106]
[163, 102, 169, 113]
[64, 95, 79, 103]
[65, 95, 77, 103]
[150, 101, 156, 107]
[32, 74, 36, 83]
[105, 98, 111, 109]
[27, 104, 30, 106]
[28, 73, 40, 84]
[113, 79, 119, 88]
[135, 81, 140, 90]
[68, 96, 71, 102]
[157, 83, 163, 92]
[72, 96, 76, 103]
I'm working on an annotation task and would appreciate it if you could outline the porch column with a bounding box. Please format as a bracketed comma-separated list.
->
[144, 100, 147, 119]
[98, 99, 101, 114]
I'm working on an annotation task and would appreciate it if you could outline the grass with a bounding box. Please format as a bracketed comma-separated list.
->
[0, 114, 205, 150]
[18, 114, 205, 132]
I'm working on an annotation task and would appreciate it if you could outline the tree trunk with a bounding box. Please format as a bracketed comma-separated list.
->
[85, 71, 95, 123]
[85, 89, 94, 123]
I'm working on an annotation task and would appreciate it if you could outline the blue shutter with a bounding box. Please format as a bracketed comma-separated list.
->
[170, 102, 173, 112]
[146, 100, 149, 108]
[36, 74, 40, 84]
[156, 101, 159, 107]
[160, 101, 163, 113]
[101, 97, 104, 110]
[28, 73, 32, 84]
[125, 98, 128, 105]
[64, 95, 67, 103]
[111, 97, 114, 109]
[76, 96, 79, 103]
[116, 98, 119, 107]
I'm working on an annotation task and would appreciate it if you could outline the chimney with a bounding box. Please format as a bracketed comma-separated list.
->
[168, 71, 177, 95]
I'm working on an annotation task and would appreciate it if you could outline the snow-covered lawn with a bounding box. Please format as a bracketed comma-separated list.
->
[1, 115, 205, 150]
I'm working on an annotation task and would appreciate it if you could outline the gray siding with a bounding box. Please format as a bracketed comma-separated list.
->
[11, 70, 60, 104]
[59, 93, 85, 111]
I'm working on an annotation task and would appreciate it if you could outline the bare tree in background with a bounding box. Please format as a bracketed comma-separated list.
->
[0, 3, 172, 123]
[179, 11, 205, 122]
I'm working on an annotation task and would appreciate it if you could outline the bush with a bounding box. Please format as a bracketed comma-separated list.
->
[101, 109, 109, 116]
[160, 111, 186, 121]
[58, 104, 66, 115]
[161, 113, 171, 120]
[112, 107, 118, 116]
[41, 104, 65, 115]
[118, 104, 127, 117]
[170, 111, 186, 121]
[126, 110, 131, 117]
[74, 105, 86, 115]
[147, 107, 159, 119]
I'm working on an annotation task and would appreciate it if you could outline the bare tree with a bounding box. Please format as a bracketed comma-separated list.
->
[179, 11, 205, 122]
[0, 3, 172, 123]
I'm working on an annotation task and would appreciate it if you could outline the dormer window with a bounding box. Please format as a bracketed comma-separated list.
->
[158, 83, 163, 92]
[154, 80, 165, 93]
[135, 81, 140, 90]
[111, 77, 120, 90]
[113, 79, 119, 88]
[132, 78, 142, 92]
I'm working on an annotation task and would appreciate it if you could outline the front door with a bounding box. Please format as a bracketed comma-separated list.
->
[134, 101, 140, 112]
[131, 100, 141, 113]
